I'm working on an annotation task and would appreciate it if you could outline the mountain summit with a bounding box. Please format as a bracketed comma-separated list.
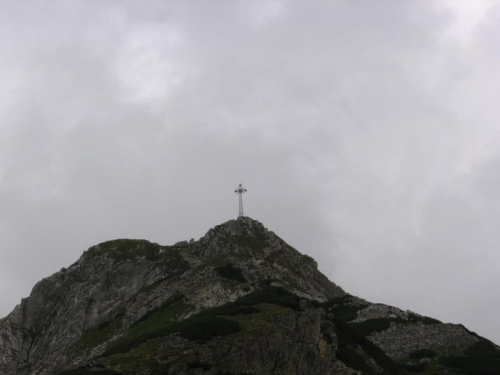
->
[0, 217, 498, 374]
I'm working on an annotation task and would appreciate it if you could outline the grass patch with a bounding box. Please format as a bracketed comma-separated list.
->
[177, 316, 240, 342]
[334, 318, 407, 375]
[301, 254, 318, 268]
[403, 363, 426, 372]
[231, 302, 292, 333]
[209, 304, 259, 316]
[409, 348, 437, 359]
[216, 264, 247, 283]
[76, 315, 123, 350]
[336, 345, 373, 373]
[132, 294, 185, 326]
[102, 295, 190, 357]
[349, 316, 439, 337]
[186, 362, 213, 370]
[101, 287, 298, 357]
[441, 340, 500, 374]
[57, 372, 119, 375]
[191, 287, 297, 319]
[89, 240, 161, 262]
[323, 295, 369, 322]
[408, 313, 441, 325]
[350, 317, 407, 336]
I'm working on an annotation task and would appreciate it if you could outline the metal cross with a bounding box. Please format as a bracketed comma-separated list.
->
[234, 184, 247, 217]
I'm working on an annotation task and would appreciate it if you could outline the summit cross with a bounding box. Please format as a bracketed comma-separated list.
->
[234, 184, 247, 217]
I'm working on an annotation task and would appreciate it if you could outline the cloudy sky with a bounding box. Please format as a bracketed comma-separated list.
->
[1, 0, 500, 344]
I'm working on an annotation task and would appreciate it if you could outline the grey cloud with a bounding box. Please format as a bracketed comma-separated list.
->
[0, 0, 499, 344]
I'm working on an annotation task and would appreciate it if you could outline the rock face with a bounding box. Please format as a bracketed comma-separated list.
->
[0, 217, 498, 375]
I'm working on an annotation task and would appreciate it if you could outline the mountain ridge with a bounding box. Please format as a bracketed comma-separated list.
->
[0, 217, 498, 374]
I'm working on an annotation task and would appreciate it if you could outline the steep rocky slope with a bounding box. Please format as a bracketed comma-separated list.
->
[0, 217, 498, 375]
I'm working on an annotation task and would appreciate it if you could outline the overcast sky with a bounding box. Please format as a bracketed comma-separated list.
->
[1, 0, 500, 344]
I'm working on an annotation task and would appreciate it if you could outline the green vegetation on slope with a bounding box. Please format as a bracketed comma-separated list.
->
[350, 317, 408, 336]
[216, 264, 247, 283]
[322, 294, 369, 322]
[177, 315, 241, 342]
[89, 240, 161, 261]
[333, 318, 407, 375]
[409, 348, 437, 359]
[441, 340, 500, 374]
[57, 370, 122, 375]
[102, 294, 190, 357]
[101, 286, 299, 358]
[76, 315, 124, 350]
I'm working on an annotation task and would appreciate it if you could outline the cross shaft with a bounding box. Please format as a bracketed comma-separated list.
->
[234, 184, 247, 217]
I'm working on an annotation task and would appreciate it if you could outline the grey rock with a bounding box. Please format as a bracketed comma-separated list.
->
[0, 217, 497, 375]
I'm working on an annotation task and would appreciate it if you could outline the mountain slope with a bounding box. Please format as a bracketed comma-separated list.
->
[0, 217, 498, 375]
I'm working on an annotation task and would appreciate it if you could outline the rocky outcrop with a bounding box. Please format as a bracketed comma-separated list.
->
[0, 216, 498, 375]
[353, 303, 412, 322]
[0, 217, 344, 375]
[369, 322, 480, 361]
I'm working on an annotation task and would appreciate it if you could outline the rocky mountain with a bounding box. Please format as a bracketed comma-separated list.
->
[0, 217, 499, 375]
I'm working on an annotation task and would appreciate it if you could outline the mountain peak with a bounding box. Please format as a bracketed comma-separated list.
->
[0, 218, 498, 375]
[199, 216, 269, 243]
